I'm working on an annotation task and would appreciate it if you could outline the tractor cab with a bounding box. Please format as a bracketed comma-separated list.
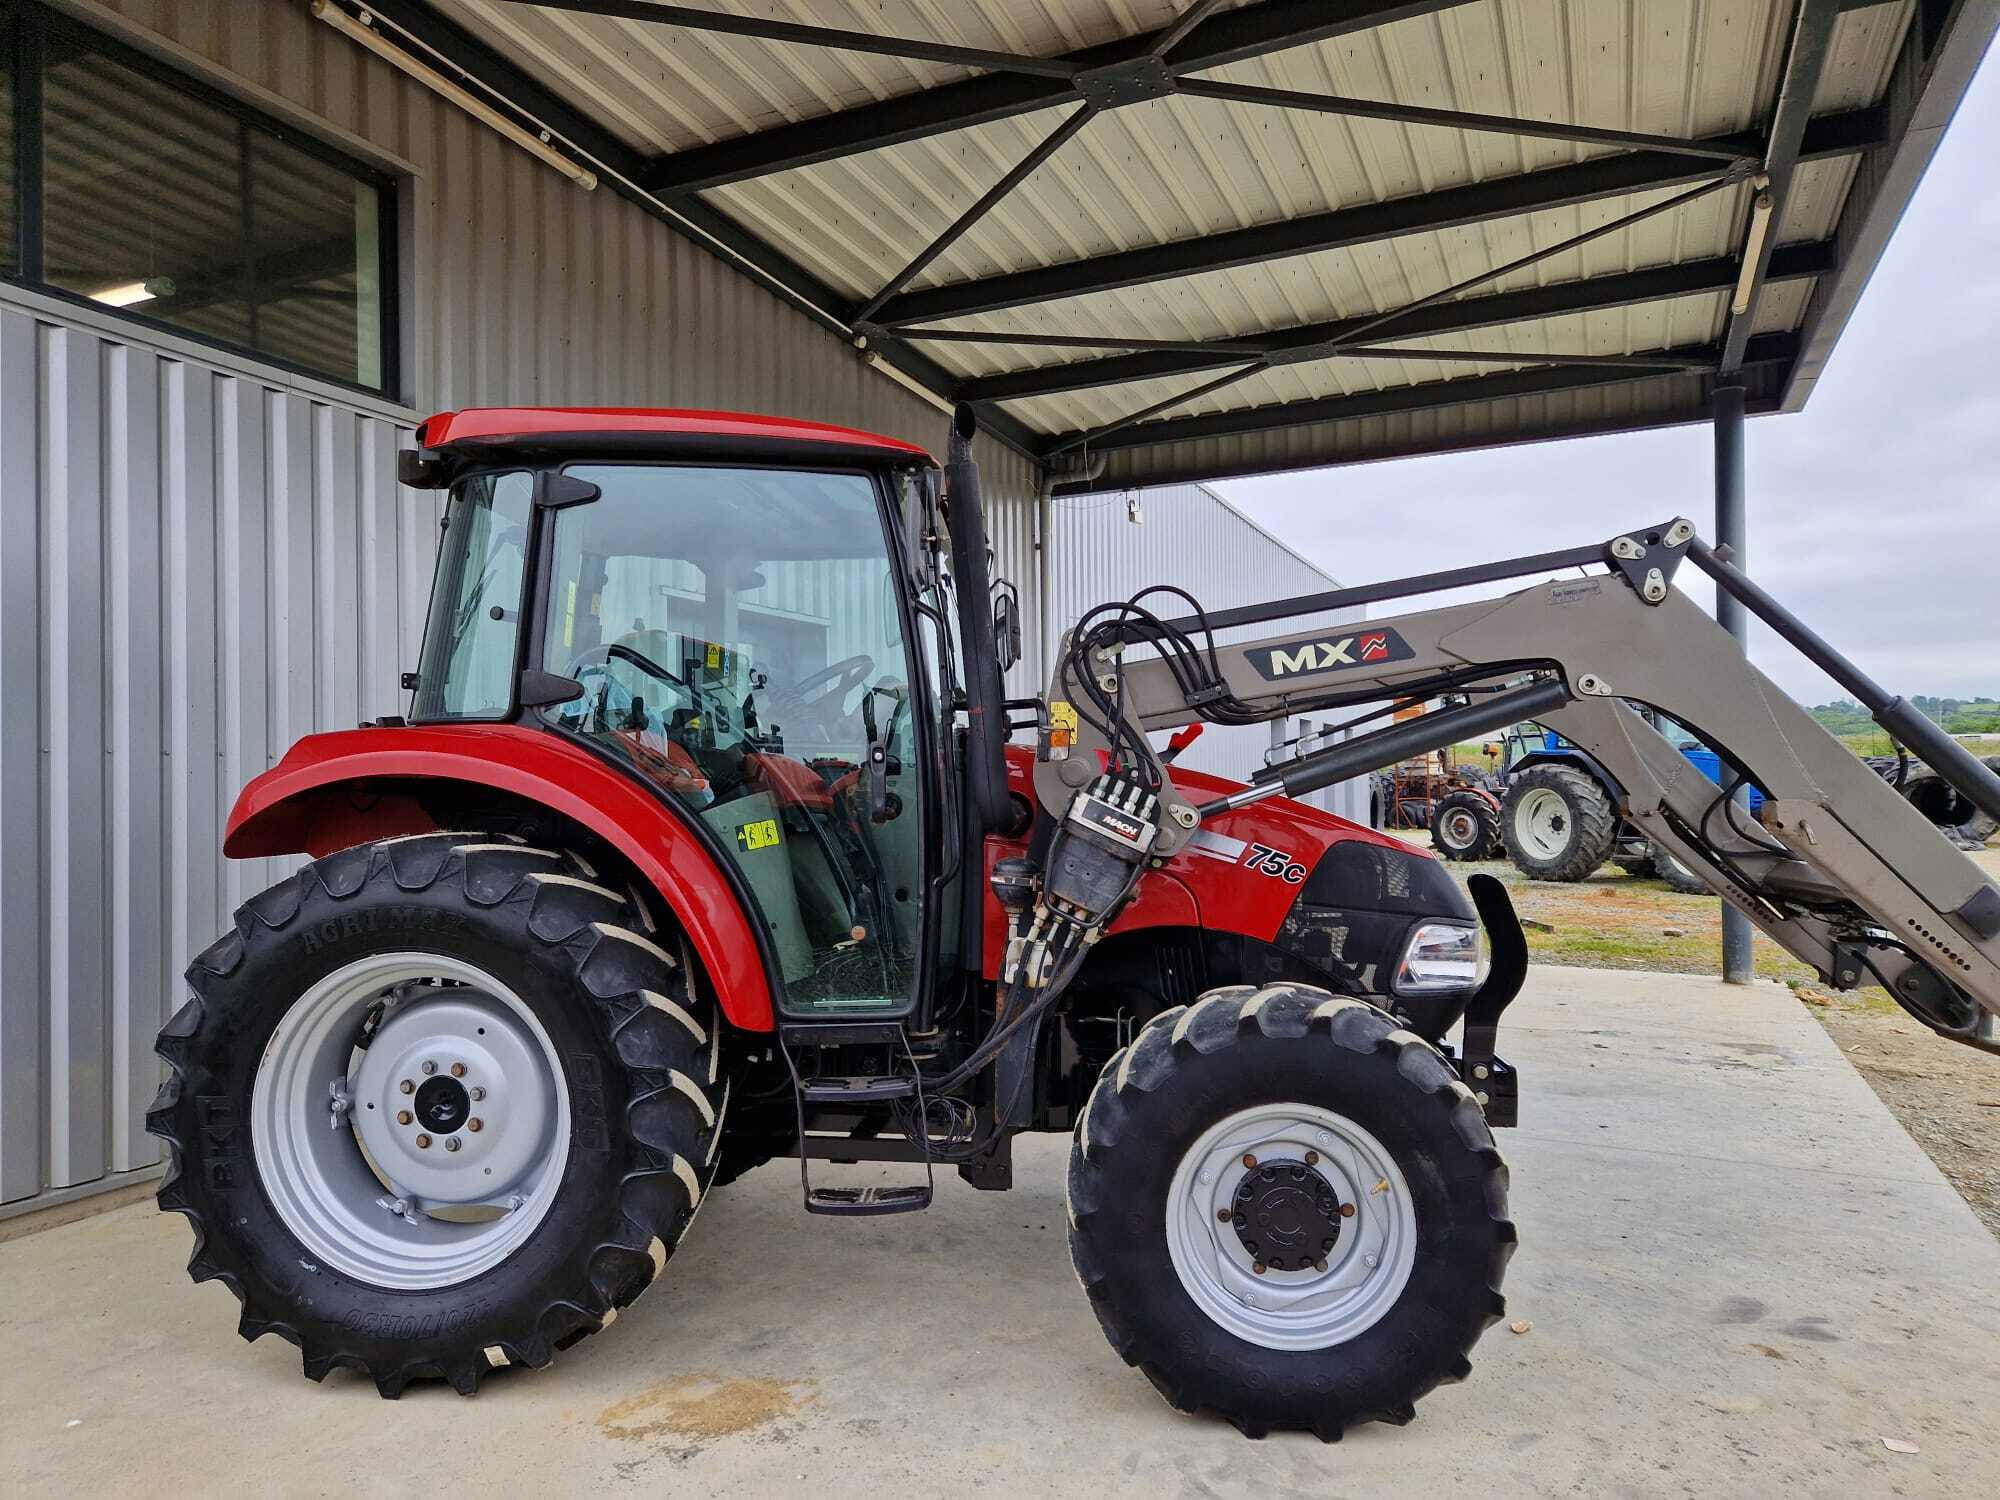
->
[403, 410, 965, 1020]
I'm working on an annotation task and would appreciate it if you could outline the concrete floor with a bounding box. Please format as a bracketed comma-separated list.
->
[4, 965, 1997, 1498]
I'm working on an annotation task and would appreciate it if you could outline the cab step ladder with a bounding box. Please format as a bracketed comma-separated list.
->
[779, 1021, 934, 1215]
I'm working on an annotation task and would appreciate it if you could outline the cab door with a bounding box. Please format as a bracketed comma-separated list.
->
[533, 462, 935, 1018]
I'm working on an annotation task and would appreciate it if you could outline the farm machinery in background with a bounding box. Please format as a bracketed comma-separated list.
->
[1314, 704, 1998, 887]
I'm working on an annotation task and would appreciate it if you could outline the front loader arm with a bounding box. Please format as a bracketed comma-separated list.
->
[1034, 518, 2000, 1049]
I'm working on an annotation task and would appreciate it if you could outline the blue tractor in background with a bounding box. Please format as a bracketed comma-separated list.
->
[1430, 712, 1759, 892]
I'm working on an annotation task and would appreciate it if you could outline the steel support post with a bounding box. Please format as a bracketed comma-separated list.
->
[1713, 382, 1755, 984]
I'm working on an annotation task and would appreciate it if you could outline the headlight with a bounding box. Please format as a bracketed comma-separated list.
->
[1393, 922, 1479, 994]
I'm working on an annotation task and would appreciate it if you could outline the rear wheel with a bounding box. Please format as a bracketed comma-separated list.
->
[1430, 791, 1500, 861]
[1648, 840, 1712, 895]
[1500, 766, 1617, 881]
[1902, 759, 2000, 846]
[1066, 984, 1514, 1439]
[149, 833, 724, 1396]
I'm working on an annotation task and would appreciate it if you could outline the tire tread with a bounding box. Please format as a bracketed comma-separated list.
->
[148, 830, 726, 1398]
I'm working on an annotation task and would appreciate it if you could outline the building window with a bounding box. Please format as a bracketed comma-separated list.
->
[1, 2, 396, 396]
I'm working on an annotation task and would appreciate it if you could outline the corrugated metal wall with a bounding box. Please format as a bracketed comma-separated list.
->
[0, 298, 433, 1204]
[1047, 479, 1363, 793]
[0, 0, 1038, 1214]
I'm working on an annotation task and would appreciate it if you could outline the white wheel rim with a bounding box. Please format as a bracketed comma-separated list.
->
[1439, 807, 1478, 848]
[251, 952, 571, 1291]
[1514, 787, 1572, 859]
[1164, 1102, 1418, 1351]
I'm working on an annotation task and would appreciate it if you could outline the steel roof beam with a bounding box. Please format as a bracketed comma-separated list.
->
[1036, 333, 1800, 455]
[356, 0, 1042, 455]
[1719, 0, 1845, 373]
[633, 0, 1480, 194]
[948, 242, 1835, 403]
[878, 108, 1881, 325]
[1039, 174, 1741, 452]
[854, 104, 1095, 324]
[1785, 0, 1999, 409]
[1172, 78, 1757, 164]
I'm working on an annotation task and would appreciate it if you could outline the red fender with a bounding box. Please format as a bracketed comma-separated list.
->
[225, 724, 777, 1031]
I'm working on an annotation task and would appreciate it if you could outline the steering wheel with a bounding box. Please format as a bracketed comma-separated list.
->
[565, 641, 731, 733]
[762, 653, 875, 741]
[566, 640, 690, 692]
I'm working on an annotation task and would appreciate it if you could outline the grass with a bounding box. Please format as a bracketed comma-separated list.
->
[1442, 854, 1861, 991]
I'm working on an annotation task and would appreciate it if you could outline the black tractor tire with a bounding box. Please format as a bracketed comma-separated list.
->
[1614, 854, 1656, 878]
[1430, 790, 1501, 861]
[1648, 840, 1713, 895]
[1066, 983, 1514, 1440]
[149, 832, 725, 1397]
[1902, 758, 2000, 846]
[1499, 765, 1618, 882]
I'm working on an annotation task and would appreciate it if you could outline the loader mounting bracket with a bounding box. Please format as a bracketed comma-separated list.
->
[1455, 873, 1527, 1128]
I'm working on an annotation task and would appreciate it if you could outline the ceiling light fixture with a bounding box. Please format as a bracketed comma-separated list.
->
[89, 282, 157, 308]
[310, 1, 596, 190]
[1730, 176, 1775, 316]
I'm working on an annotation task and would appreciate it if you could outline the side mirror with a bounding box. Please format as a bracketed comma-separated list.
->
[992, 581, 1023, 673]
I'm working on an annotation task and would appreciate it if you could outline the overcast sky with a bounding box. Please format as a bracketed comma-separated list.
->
[1219, 49, 2000, 708]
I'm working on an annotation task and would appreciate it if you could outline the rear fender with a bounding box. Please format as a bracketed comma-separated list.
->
[226, 725, 777, 1031]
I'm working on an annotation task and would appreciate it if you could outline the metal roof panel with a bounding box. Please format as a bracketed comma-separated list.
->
[400, 0, 1968, 481]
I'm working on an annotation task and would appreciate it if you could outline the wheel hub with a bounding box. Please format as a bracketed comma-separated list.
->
[351, 994, 556, 1207]
[1165, 1103, 1417, 1352]
[414, 1075, 471, 1135]
[251, 953, 570, 1291]
[1231, 1159, 1343, 1271]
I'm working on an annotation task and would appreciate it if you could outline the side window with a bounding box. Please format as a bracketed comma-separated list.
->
[2, 6, 396, 393]
[412, 472, 534, 720]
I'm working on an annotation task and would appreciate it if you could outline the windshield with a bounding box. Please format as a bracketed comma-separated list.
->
[537, 463, 928, 1017]
[412, 471, 533, 720]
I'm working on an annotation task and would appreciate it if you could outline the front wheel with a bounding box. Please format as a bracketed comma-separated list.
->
[149, 833, 724, 1396]
[1066, 984, 1514, 1439]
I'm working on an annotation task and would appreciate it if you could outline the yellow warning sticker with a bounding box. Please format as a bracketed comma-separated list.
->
[734, 818, 781, 853]
[706, 642, 722, 669]
[1048, 699, 1079, 749]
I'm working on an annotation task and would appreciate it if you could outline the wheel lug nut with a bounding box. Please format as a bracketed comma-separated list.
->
[1305, 1150, 1319, 1166]
[1313, 1258, 1328, 1273]
[468, 1118, 483, 1132]
[1241, 1154, 1257, 1169]
[445, 1137, 461, 1153]
[399, 1080, 414, 1095]
[415, 1134, 432, 1149]
[1217, 1208, 1232, 1222]
[421, 1061, 438, 1076]
[470, 1086, 486, 1102]
[1340, 1203, 1355, 1218]
[1253, 1262, 1267, 1276]
[450, 1062, 466, 1078]
[397, 1110, 413, 1126]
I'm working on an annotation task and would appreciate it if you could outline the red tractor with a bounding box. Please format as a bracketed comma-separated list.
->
[152, 404, 2000, 1436]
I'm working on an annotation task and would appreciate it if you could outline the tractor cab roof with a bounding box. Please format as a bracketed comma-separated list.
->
[405, 406, 933, 487]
